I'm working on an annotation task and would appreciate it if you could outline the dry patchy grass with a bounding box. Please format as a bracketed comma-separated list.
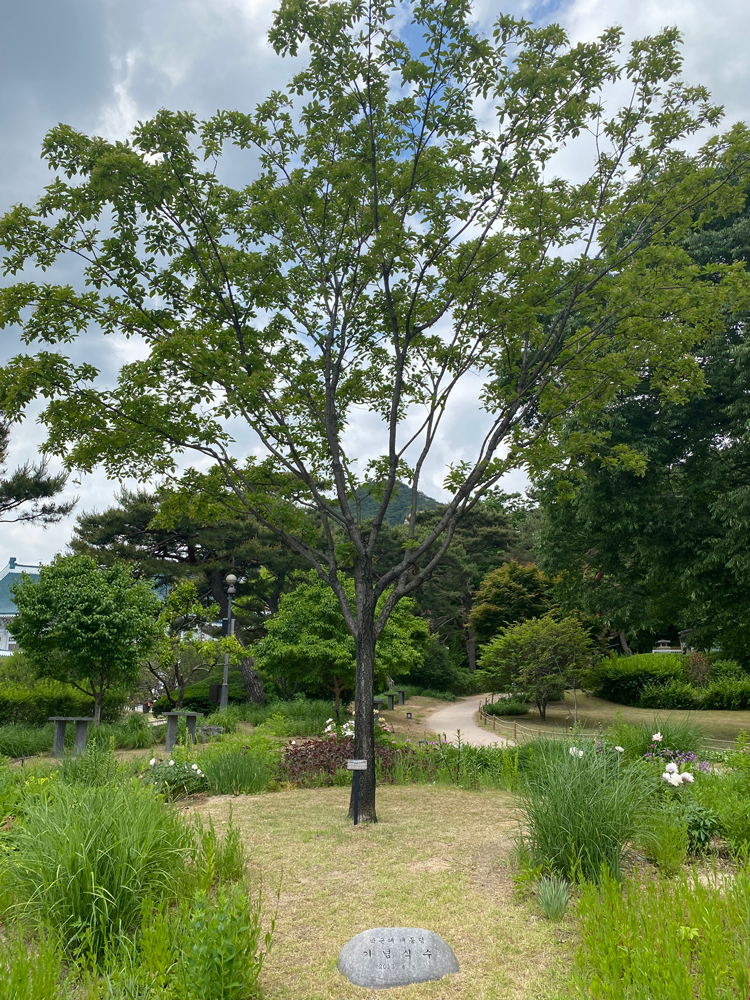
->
[188, 785, 573, 1000]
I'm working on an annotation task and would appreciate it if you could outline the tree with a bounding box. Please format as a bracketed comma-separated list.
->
[0, 421, 75, 525]
[144, 580, 241, 709]
[470, 561, 554, 645]
[373, 502, 516, 672]
[254, 574, 429, 712]
[536, 194, 750, 659]
[9, 554, 160, 724]
[2, 5, 749, 819]
[480, 614, 596, 720]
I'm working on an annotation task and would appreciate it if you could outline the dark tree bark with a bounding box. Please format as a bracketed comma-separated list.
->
[239, 656, 265, 704]
[349, 570, 377, 823]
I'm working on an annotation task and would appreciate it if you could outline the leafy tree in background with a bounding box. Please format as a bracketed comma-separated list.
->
[536, 194, 750, 660]
[9, 555, 160, 724]
[254, 574, 429, 712]
[0, 421, 75, 525]
[2, 4, 749, 818]
[73, 489, 305, 626]
[470, 561, 554, 645]
[373, 502, 516, 673]
[144, 580, 242, 709]
[481, 614, 596, 720]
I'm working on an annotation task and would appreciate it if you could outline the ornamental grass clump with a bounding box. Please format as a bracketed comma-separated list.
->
[0, 781, 192, 958]
[535, 875, 569, 920]
[520, 742, 654, 882]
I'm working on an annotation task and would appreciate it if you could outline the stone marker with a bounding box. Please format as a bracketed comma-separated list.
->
[338, 927, 459, 989]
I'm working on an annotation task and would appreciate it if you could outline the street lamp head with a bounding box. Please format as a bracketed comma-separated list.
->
[225, 573, 238, 586]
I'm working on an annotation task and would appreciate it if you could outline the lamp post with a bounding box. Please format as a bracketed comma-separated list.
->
[220, 573, 237, 710]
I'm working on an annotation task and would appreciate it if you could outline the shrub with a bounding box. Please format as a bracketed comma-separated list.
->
[684, 801, 720, 851]
[281, 734, 397, 786]
[709, 658, 744, 681]
[484, 700, 529, 716]
[574, 867, 750, 998]
[699, 678, 750, 710]
[639, 679, 698, 709]
[0, 681, 125, 726]
[589, 653, 685, 705]
[0, 782, 192, 958]
[146, 758, 208, 799]
[520, 743, 654, 882]
[194, 812, 247, 889]
[535, 876, 569, 920]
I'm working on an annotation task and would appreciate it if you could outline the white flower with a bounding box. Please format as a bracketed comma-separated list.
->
[168, 760, 175, 766]
[614, 746, 624, 753]
[578, 750, 584, 758]
[652, 732, 663, 742]
[569, 746, 578, 756]
[326, 719, 333, 724]
[149, 758, 156, 766]
[191, 763, 198, 770]
[663, 771, 681, 786]
[291, 740, 296, 745]
[681, 772, 695, 784]
[665, 762, 678, 774]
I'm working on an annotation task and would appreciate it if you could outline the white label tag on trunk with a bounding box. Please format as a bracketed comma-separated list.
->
[347, 759, 368, 770]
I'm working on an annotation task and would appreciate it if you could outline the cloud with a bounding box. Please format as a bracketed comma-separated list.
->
[2, 0, 749, 561]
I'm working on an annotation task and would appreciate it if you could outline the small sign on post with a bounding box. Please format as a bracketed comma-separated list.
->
[347, 759, 368, 826]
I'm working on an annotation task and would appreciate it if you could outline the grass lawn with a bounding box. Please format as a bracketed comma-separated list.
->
[189, 786, 572, 1000]
[474, 690, 750, 743]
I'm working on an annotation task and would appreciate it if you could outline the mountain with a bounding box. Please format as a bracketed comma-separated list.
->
[348, 482, 439, 525]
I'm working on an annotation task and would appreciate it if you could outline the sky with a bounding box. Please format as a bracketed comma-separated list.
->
[2, 0, 750, 565]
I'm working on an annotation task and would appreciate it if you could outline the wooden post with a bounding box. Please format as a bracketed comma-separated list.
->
[514, 721, 517, 741]
[493, 714, 496, 730]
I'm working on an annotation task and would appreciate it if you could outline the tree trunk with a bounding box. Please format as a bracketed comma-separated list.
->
[619, 631, 632, 656]
[463, 591, 477, 672]
[349, 575, 377, 823]
[239, 656, 265, 705]
[176, 682, 185, 710]
[93, 689, 103, 726]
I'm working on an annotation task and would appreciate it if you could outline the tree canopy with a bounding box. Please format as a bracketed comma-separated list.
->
[536, 193, 750, 660]
[2, 1, 749, 819]
[470, 561, 554, 645]
[0, 421, 74, 526]
[254, 573, 429, 711]
[481, 613, 596, 719]
[9, 554, 161, 724]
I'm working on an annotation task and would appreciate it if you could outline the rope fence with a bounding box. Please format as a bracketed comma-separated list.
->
[476, 701, 738, 752]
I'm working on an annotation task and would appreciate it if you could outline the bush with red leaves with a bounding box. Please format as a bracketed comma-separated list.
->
[280, 735, 398, 786]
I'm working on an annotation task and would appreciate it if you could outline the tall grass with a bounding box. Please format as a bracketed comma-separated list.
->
[574, 866, 750, 998]
[201, 750, 269, 795]
[520, 743, 654, 881]
[0, 926, 62, 1000]
[606, 715, 705, 760]
[0, 724, 53, 758]
[0, 782, 192, 957]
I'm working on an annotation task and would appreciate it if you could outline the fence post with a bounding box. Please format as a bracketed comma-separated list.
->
[493, 714, 496, 730]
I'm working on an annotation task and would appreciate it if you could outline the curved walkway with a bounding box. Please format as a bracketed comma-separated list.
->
[426, 694, 510, 746]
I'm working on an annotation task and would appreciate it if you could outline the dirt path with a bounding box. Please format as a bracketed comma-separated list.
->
[426, 694, 510, 746]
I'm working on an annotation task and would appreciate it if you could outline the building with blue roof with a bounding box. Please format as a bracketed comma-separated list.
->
[0, 558, 39, 656]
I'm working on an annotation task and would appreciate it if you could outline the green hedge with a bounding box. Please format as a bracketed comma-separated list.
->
[636, 677, 750, 710]
[588, 654, 686, 705]
[0, 682, 125, 725]
[151, 669, 248, 715]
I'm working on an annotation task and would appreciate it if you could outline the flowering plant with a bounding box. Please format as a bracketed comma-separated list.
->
[145, 757, 207, 798]
[661, 761, 695, 787]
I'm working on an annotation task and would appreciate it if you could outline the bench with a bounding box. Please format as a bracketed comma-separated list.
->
[161, 711, 204, 752]
[48, 717, 94, 757]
